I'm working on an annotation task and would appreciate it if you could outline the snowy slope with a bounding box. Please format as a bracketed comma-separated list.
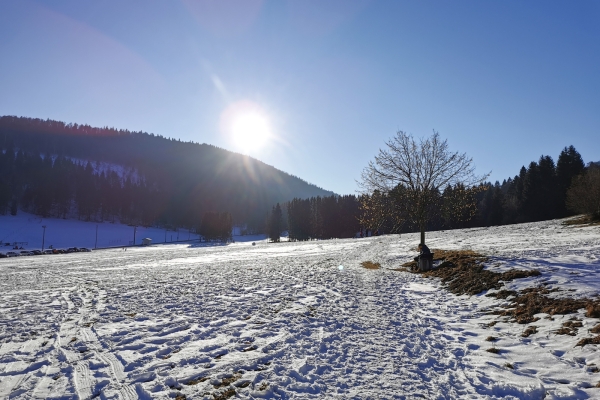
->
[0, 212, 201, 250]
[0, 218, 599, 399]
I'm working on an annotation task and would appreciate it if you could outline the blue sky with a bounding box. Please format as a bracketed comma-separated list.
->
[0, 0, 598, 195]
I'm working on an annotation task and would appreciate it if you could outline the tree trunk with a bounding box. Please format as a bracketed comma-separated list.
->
[420, 225, 425, 245]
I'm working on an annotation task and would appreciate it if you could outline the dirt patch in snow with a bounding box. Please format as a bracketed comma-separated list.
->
[403, 249, 541, 296]
[404, 248, 600, 347]
[563, 215, 600, 226]
[361, 261, 381, 270]
[555, 318, 583, 336]
[488, 286, 600, 325]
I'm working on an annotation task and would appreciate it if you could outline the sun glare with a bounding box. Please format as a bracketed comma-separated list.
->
[220, 101, 273, 153]
[231, 111, 270, 150]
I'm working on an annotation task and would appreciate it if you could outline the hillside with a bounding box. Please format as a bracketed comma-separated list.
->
[0, 116, 334, 230]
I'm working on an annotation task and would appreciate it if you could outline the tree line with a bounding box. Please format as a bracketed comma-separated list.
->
[268, 195, 361, 241]
[266, 137, 596, 243]
[0, 150, 164, 225]
[475, 145, 588, 226]
[198, 211, 233, 242]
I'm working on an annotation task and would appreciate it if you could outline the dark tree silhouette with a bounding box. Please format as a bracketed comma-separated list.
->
[268, 203, 283, 242]
[567, 164, 600, 220]
[557, 146, 585, 217]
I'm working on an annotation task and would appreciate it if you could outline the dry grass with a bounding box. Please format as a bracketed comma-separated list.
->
[185, 376, 209, 386]
[486, 347, 500, 354]
[214, 373, 241, 389]
[577, 335, 600, 347]
[213, 389, 236, 400]
[586, 304, 600, 318]
[563, 215, 600, 226]
[521, 326, 538, 337]
[361, 261, 381, 270]
[401, 249, 486, 270]
[408, 249, 541, 296]
[555, 319, 583, 336]
[493, 286, 598, 324]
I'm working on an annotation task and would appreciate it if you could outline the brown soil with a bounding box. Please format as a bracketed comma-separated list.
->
[407, 249, 541, 296]
[214, 373, 241, 389]
[555, 319, 583, 336]
[591, 324, 600, 334]
[361, 261, 381, 270]
[213, 389, 236, 400]
[577, 336, 600, 347]
[521, 326, 538, 337]
[185, 376, 209, 386]
[493, 286, 598, 324]
[586, 304, 600, 318]
[491, 290, 518, 299]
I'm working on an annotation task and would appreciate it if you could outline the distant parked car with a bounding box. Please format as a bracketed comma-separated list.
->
[43, 249, 54, 254]
[31, 250, 42, 256]
[66, 247, 79, 253]
[79, 248, 92, 252]
[6, 251, 19, 257]
[0, 253, 7, 258]
[20, 251, 32, 256]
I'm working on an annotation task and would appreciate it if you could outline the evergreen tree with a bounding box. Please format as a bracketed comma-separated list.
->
[566, 164, 600, 219]
[556, 146, 585, 217]
[268, 203, 283, 242]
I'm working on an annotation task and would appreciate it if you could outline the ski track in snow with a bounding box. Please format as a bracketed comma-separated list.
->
[0, 218, 599, 399]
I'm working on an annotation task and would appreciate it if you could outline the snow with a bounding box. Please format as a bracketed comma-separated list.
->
[0, 212, 201, 250]
[0, 217, 599, 399]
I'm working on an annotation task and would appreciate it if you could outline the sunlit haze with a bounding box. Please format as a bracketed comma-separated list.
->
[0, 1, 598, 194]
[220, 100, 273, 154]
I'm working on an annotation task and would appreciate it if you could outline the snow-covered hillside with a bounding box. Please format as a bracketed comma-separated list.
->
[1, 218, 599, 399]
[0, 212, 201, 250]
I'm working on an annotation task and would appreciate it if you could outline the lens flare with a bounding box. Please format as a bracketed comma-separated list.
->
[220, 100, 272, 153]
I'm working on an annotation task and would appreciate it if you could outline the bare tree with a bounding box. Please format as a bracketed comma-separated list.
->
[358, 131, 488, 244]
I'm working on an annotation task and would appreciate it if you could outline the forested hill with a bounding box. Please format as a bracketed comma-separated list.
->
[0, 116, 334, 230]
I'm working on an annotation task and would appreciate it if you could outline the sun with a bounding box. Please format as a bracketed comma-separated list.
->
[220, 101, 273, 153]
[231, 111, 270, 150]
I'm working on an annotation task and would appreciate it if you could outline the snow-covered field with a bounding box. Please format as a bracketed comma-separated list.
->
[0, 212, 201, 251]
[1, 218, 600, 399]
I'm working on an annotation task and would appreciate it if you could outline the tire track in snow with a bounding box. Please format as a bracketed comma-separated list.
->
[76, 282, 129, 396]
[37, 280, 128, 399]
[74, 361, 93, 400]
[118, 383, 138, 400]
